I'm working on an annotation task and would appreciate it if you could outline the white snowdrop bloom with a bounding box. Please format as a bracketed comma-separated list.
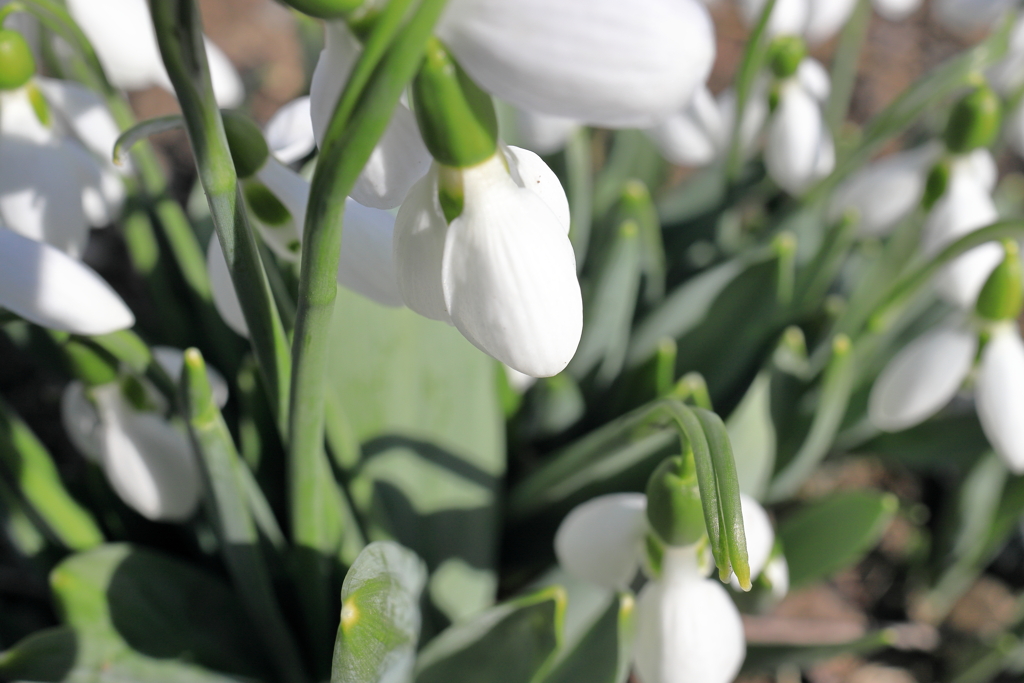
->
[310, 22, 431, 209]
[436, 0, 716, 129]
[0, 225, 134, 334]
[554, 493, 648, 589]
[718, 86, 771, 162]
[264, 96, 316, 165]
[89, 383, 201, 522]
[739, 0, 810, 39]
[829, 143, 941, 237]
[975, 323, 1024, 473]
[741, 0, 921, 42]
[501, 105, 579, 156]
[933, 0, 1014, 37]
[644, 87, 725, 168]
[66, 0, 243, 107]
[762, 554, 790, 600]
[868, 324, 978, 432]
[765, 75, 834, 196]
[736, 495, 774, 584]
[873, 0, 923, 20]
[922, 156, 1002, 309]
[633, 546, 746, 683]
[797, 59, 831, 102]
[394, 146, 580, 377]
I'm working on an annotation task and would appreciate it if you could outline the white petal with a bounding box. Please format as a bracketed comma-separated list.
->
[337, 198, 404, 307]
[93, 384, 201, 522]
[203, 38, 244, 108]
[868, 325, 976, 432]
[442, 154, 582, 376]
[63, 138, 125, 228]
[645, 87, 723, 167]
[741, 495, 774, 581]
[739, 0, 809, 37]
[797, 58, 832, 103]
[958, 149, 998, 193]
[976, 326, 1024, 474]
[805, 0, 858, 44]
[872, 0, 922, 21]
[828, 144, 937, 237]
[553, 493, 647, 589]
[0, 226, 134, 334]
[763, 554, 790, 600]
[252, 157, 307, 261]
[393, 167, 452, 322]
[66, 0, 171, 92]
[152, 346, 229, 408]
[765, 80, 828, 196]
[61, 381, 104, 463]
[35, 78, 122, 166]
[634, 550, 746, 683]
[206, 236, 249, 337]
[933, 0, 1013, 37]
[0, 88, 53, 144]
[310, 22, 429, 209]
[504, 145, 571, 233]
[503, 106, 578, 156]
[717, 86, 769, 161]
[264, 96, 316, 164]
[438, 0, 716, 128]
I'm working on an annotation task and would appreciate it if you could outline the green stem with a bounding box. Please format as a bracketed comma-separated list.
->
[725, 0, 778, 183]
[824, 0, 871, 135]
[149, 0, 292, 434]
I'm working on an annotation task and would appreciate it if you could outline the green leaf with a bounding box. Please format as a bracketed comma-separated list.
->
[541, 591, 634, 683]
[48, 543, 272, 679]
[778, 491, 898, 589]
[328, 287, 504, 625]
[727, 372, 776, 500]
[415, 586, 566, 683]
[332, 541, 427, 683]
[742, 629, 895, 674]
[856, 414, 989, 471]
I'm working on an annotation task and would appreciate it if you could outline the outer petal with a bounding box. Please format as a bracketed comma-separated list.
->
[93, 384, 201, 522]
[872, 0, 922, 21]
[797, 58, 832, 103]
[264, 96, 316, 164]
[393, 167, 452, 322]
[206, 236, 249, 337]
[805, 0, 858, 44]
[553, 493, 647, 590]
[338, 198, 405, 307]
[828, 144, 938, 237]
[765, 80, 827, 196]
[152, 346, 229, 408]
[310, 22, 430, 209]
[959, 149, 998, 193]
[442, 154, 582, 376]
[61, 381, 104, 463]
[933, 0, 1013, 37]
[438, 0, 716, 128]
[505, 145, 571, 232]
[717, 86, 769, 161]
[503, 106, 578, 156]
[645, 87, 723, 167]
[67, 0, 170, 92]
[976, 326, 1024, 474]
[0, 226, 134, 334]
[634, 548, 746, 683]
[252, 157, 307, 261]
[739, 0, 809, 37]
[35, 78, 122, 166]
[763, 554, 790, 600]
[868, 325, 976, 432]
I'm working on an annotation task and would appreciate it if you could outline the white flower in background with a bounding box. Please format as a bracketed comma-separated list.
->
[264, 96, 316, 165]
[933, 0, 1015, 37]
[0, 224, 134, 334]
[644, 87, 726, 168]
[66, 0, 243, 107]
[499, 104, 579, 157]
[437, 0, 716, 129]
[394, 146, 581, 377]
[310, 22, 431, 209]
[765, 60, 834, 196]
[555, 492, 779, 683]
[60, 348, 227, 522]
[740, 0, 921, 44]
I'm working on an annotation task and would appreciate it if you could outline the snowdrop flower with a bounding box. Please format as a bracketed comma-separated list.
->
[740, 0, 921, 44]
[264, 96, 316, 165]
[394, 146, 581, 377]
[66, 0, 243, 107]
[644, 87, 726, 168]
[933, 0, 1015, 37]
[555, 492, 778, 683]
[499, 104, 579, 156]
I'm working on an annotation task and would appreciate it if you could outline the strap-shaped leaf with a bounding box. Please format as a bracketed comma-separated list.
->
[541, 592, 634, 683]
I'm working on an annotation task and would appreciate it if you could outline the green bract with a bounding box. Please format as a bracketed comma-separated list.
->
[412, 37, 498, 169]
[644, 455, 706, 547]
[976, 240, 1023, 321]
[221, 110, 270, 179]
[943, 84, 1002, 155]
[0, 29, 34, 90]
[768, 36, 806, 81]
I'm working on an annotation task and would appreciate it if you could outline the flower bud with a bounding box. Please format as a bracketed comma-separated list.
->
[976, 240, 1023, 321]
[0, 29, 35, 91]
[944, 84, 1002, 155]
[644, 455, 706, 547]
[221, 110, 269, 179]
[273, 0, 363, 19]
[412, 38, 498, 169]
[768, 36, 806, 81]
[922, 158, 951, 211]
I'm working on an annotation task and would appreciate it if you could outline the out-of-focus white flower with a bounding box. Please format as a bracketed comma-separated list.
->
[501, 105, 578, 156]
[0, 225, 134, 334]
[264, 96, 316, 165]
[933, 0, 1014, 37]
[394, 146, 581, 377]
[741, 0, 921, 42]
[436, 0, 715, 129]
[66, 0, 243, 107]
[310, 22, 431, 209]
[644, 87, 725, 168]
[765, 70, 834, 195]
[975, 323, 1024, 472]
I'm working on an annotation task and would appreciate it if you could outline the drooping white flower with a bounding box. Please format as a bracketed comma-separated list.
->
[394, 146, 581, 377]
[66, 0, 243, 107]
[933, 0, 1014, 37]
[0, 224, 134, 334]
[309, 22, 431, 209]
[554, 493, 648, 589]
[975, 323, 1024, 473]
[644, 87, 725, 168]
[765, 72, 834, 195]
[436, 0, 716, 129]
[500, 105, 578, 156]
[264, 96, 316, 165]
[741, 0, 921, 43]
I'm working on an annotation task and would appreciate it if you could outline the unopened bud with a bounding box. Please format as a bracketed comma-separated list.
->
[412, 38, 498, 169]
[645, 455, 706, 547]
[944, 84, 1002, 154]
[0, 29, 34, 90]
[221, 110, 269, 179]
[768, 36, 806, 81]
[976, 240, 1023, 321]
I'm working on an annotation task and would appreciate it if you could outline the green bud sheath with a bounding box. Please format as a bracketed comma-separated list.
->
[645, 455, 707, 547]
[412, 37, 498, 169]
[221, 110, 269, 179]
[275, 0, 363, 19]
[944, 84, 1002, 154]
[768, 36, 806, 81]
[976, 240, 1024, 321]
[0, 29, 35, 90]
[922, 158, 951, 211]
